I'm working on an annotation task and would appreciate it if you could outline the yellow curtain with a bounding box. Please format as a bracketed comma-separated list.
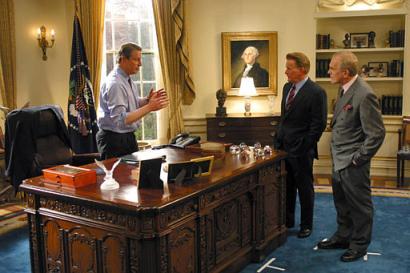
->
[74, 0, 105, 104]
[152, 0, 196, 138]
[0, 0, 16, 109]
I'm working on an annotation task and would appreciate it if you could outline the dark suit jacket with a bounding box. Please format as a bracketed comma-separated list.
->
[233, 63, 269, 88]
[275, 78, 327, 158]
[5, 105, 71, 190]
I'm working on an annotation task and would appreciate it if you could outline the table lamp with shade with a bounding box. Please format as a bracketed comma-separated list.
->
[238, 77, 257, 116]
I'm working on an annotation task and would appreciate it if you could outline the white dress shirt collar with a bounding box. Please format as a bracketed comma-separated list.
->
[342, 74, 358, 94]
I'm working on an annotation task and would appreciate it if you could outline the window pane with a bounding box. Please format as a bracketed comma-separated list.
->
[135, 83, 142, 96]
[109, 0, 137, 20]
[134, 128, 142, 141]
[104, 0, 159, 142]
[105, 21, 113, 50]
[142, 54, 155, 81]
[141, 22, 153, 50]
[114, 21, 139, 50]
[106, 53, 114, 75]
[131, 72, 141, 82]
[105, 0, 113, 18]
[125, 0, 152, 21]
[143, 112, 157, 140]
[142, 82, 155, 97]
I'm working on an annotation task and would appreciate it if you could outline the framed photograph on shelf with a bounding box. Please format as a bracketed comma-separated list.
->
[368, 62, 388, 77]
[222, 31, 278, 96]
[350, 33, 369, 48]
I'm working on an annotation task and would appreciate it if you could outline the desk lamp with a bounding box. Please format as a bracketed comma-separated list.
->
[238, 77, 257, 116]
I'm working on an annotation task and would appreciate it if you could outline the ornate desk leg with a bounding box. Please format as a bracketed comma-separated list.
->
[26, 194, 44, 273]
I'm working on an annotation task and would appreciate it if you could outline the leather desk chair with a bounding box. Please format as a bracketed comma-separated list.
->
[397, 116, 410, 187]
[0, 126, 13, 202]
[5, 105, 100, 191]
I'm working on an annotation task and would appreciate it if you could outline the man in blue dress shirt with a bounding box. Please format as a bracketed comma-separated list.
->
[97, 43, 168, 159]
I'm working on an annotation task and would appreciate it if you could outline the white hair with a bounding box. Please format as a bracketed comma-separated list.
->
[241, 46, 259, 59]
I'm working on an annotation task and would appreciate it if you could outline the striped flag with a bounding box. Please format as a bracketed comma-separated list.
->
[67, 14, 98, 153]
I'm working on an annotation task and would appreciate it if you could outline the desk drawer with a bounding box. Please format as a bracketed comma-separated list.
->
[207, 117, 278, 128]
[207, 130, 276, 145]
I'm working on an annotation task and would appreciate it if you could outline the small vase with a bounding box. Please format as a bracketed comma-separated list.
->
[267, 96, 276, 114]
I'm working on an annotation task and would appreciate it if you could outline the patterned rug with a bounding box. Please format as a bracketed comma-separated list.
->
[315, 175, 410, 188]
[315, 185, 410, 198]
[0, 203, 27, 236]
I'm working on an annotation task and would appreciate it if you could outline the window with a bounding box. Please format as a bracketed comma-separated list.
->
[102, 0, 160, 140]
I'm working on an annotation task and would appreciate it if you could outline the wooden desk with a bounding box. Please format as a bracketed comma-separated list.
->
[20, 148, 287, 273]
[206, 113, 280, 146]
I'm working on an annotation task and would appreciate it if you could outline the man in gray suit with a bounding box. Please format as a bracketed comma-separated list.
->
[317, 51, 385, 262]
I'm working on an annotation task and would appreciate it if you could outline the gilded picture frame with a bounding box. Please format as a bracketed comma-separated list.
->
[222, 32, 278, 96]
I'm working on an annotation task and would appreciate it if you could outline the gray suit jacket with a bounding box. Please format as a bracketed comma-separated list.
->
[330, 76, 385, 171]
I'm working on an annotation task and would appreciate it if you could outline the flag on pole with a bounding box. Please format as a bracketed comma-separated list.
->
[67, 14, 98, 153]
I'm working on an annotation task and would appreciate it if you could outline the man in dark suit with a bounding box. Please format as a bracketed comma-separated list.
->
[317, 51, 385, 262]
[233, 46, 269, 88]
[276, 52, 327, 238]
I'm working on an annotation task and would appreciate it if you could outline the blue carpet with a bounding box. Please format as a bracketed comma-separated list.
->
[0, 193, 409, 273]
[0, 226, 31, 272]
[241, 193, 410, 273]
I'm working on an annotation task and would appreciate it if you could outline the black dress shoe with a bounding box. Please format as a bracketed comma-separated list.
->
[340, 249, 366, 262]
[317, 239, 349, 249]
[297, 228, 312, 238]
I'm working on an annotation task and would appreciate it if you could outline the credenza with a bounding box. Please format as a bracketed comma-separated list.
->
[20, 147, 287, 273]
[206, 113, 280, 146]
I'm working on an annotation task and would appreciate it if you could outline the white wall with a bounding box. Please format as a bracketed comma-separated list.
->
[184, 0, 318, 118]
[14, 0, 74, 118]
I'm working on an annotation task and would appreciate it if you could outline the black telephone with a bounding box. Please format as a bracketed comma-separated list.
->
[169, 133, 200, 149]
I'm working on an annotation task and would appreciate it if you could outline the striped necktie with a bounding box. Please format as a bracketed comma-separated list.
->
[285, 85, 296, 110]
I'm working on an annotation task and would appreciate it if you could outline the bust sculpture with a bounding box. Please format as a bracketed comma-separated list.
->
[343, 33, 351, 48]
[368, 31, 376, 48]
[216, 89, 227, 117]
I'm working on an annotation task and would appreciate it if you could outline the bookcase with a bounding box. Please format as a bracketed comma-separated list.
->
[314, 8, 408, 116]
[312, 5, 409, 177]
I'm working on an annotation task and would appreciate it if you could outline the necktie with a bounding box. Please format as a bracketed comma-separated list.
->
[128, 78, 133, 90]
[285, 85, 296, 110]
[339, 87, 344, 98]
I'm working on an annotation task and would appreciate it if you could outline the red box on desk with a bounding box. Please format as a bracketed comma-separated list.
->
[43, 165, 97, 188]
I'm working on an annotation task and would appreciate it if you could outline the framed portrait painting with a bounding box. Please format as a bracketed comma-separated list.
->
[222, 32, 278, 96]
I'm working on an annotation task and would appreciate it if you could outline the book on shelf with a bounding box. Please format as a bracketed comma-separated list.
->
[316, 59, 330, 78]
[388, 60, 404, 77]
[316, 34, 330, 49]
[381, 95, 403, 115]
[43, 165, 97, 188]
[388, 29, 405, 47]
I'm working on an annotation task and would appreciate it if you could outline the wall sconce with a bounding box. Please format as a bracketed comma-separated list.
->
[37, 25, 55, 61]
